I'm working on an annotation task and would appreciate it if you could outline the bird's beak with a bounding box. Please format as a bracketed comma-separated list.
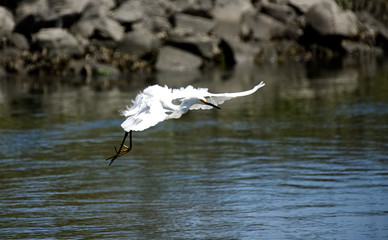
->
[201, 99, 221, 109]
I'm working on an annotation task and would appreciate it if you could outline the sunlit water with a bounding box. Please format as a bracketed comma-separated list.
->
[1, 59, 388, 239]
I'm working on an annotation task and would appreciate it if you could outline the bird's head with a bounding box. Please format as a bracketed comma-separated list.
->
[179, 96, 221, 111]
[200, 99, 221, 109]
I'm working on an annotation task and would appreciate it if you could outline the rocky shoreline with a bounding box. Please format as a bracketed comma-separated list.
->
[1, 0, 387, 78]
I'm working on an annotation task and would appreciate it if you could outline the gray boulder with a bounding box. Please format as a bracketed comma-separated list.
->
[221, 37, 260, 64]
[14, 11, 62, 38]
[32, 28, 83, 56]
[261, 2, 297, 24]
[80, 0, 115, 19]
[211, 0, 253, 22]
[174, 13, 216, 34]
[113, 0, 170, 33]
[70, 0, 122, 41]
[13, 0, 95, 36]
[118, 29, 160, 57]
[288, 0, 322, 13]
[156, 46, 202, 72]
[8, 33, 30, 50]
[240, 11, 301, 41]
[130, 16, 171, 34]
[0, 6, 15, 36]
[118, 0, 167, 18]
[357, 11, 388, 51]
[50, 0, 91, 16]
[14, 0, 63, 37]
[111, 0, 144, 24]
[15, 0, 49, 22]
[305, 0, 358, 37]
[72, 17, 124, 41]
[168, 28, 220, 58]
[169, 0, 213, 16]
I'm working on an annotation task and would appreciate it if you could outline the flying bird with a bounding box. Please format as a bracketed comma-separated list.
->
[106, 81, 265, 165]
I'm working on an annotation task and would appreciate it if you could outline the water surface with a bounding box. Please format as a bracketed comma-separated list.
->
[1, 59, 388, 239]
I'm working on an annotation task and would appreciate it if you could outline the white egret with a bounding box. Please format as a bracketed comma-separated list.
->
[107, 81, 265, 165]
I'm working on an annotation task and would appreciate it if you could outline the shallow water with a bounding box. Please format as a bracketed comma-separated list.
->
[1, 59, 388, 239]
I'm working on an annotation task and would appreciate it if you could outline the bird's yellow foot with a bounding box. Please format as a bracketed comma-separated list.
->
[106, 145, 132, 165]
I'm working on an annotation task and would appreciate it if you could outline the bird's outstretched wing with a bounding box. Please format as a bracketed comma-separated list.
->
[121, 102, 167, 131]
[120, 86, 169, 131]
[190, 81, 265, 110]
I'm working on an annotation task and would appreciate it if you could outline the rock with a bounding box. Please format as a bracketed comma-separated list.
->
[174, 13, 216, 34]
[112, 0, 171, 33]
[156, 46, 202, 72]
[8, 33, 30, 50]
[124, 0, 167, 18]
[170, 0, 213, 17]
[288, 0, 322, 13]
[111, 0, 144, 24]
[51, 0, 91, 16]
[168, 29, 220, 58]
[118, 29, 160, 57]
[357, 11, 388, 52]
[14, 0, 94, 37]
[221, 37, 259, 64]
[261, 2, 297, 24]
[14, 11, 62, 38]
[70, 0, 123, 41]
[240, 11, 301, 41]
[32, 28, 83, 56]
[80, 0, 115, 19]
[211, 0, 253, 22]
[213, 20, 240, 40]
[212, 21, 244, 65]
[15, 0, 49, 22]
[147, 16, 171, 33]
[305, 0, 358, 37]
[0, 0, 384, 77]
[72, 17, 124, 41]
[138, 0, 171, 33]
[0, 6, 15, 36]
[130, 16, 171, 34]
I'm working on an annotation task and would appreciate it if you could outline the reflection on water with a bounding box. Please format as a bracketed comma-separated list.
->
[1, 59, 388, 239]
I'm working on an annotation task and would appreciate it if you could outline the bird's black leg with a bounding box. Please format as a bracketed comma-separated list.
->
[106, 131, 129, 165]
[129, 130, 132, 148]
[116, 131, 129, 156]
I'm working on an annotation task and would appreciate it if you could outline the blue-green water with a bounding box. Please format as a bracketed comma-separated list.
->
[1, 59, 388, 239]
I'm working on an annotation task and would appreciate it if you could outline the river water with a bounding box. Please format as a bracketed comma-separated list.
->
[1, 58, 388, 239]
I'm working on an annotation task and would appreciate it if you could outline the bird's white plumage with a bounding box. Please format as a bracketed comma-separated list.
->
[120, 81, 265, 132]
